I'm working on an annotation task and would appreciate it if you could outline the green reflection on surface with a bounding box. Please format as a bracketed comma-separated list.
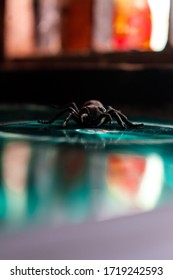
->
[1, 121, 173, 145]
[0, 119, 173, 231]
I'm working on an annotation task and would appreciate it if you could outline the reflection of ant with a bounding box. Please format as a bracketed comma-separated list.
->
[63, 128, 125, 150]
[39, 100, 143, 129]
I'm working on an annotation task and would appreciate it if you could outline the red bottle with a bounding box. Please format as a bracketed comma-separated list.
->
[113, 0, 152, 51]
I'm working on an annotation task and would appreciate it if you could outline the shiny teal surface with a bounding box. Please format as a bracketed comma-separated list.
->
[0, 106, 173, 232]
[1, 120, 173, 145]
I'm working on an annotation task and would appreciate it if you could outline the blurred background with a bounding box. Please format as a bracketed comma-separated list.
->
[0, 0, 173, 259]
[0, 0, 173, 113]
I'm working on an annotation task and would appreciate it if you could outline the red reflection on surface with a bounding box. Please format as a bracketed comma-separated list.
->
[113, 0, 152, 50]
[106, 154, 146, 196]
[57, 148, 87, 186]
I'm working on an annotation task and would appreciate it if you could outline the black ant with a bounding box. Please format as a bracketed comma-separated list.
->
[38, 100, 143, 129]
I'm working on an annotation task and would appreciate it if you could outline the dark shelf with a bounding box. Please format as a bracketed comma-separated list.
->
[1, 48, 173, 71]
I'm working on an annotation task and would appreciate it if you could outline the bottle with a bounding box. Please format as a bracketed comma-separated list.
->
[113, 0, 152, 51]
[61, 0, 93, 53]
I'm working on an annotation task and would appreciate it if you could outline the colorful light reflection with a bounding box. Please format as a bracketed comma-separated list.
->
[106, 153, 164, 211]
[113, 0, 152, 51]
[112, 0, 170, 51]
[0, 139, 172, 230]
[3, 0, 171, 56]
[2, 142, 31, 222]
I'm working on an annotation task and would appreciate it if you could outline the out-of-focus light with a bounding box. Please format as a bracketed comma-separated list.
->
[112, 0, 152, 51]
[4, 0, 35, 57]
[106, 154, 146, 211]
[136, 154, 164, 210]
[106, 154, 146, 196]
[2, 142, 31, 193]
[148, 0, 170, 51]
[2, 142, 31, 220]
[105, 153, 164, 214]
[36, 0, 62, 54]
[92, 0, 113, 51]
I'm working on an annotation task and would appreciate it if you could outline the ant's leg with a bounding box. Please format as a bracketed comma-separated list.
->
[106, 107, 126, 128]
[107, 107, 143, 128]
[38, 108, 68, 124]
[103, 113, 112, 124]
[112, 112, 127, 128]
[38, 107, 77, 125]
[62, 111, 80, 127]
[70, 102, 79, 113]
[97, 113, 113, 126]
[117, 111, 143, 128]
[51, 102, 79, 113]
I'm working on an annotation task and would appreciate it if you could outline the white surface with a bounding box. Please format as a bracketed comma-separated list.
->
[0, 204, 173, 260]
